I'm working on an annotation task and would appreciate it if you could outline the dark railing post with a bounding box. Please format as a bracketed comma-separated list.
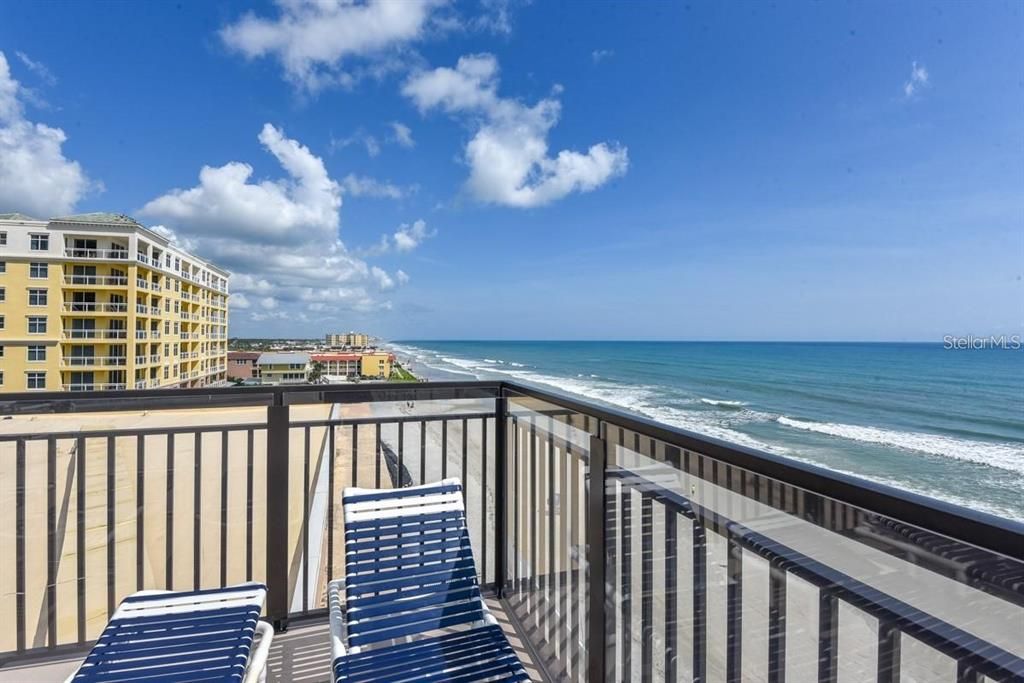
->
[494, 393, 508, 597]
[266, 392, 290, 631]
[587, 426, 608, 682]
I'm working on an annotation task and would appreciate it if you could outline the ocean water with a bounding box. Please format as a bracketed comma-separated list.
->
[388, 341, 1024, 520]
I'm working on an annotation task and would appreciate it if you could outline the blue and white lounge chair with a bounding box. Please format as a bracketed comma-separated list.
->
[66, 582, 274, 683]
[329, 478, 529, 682]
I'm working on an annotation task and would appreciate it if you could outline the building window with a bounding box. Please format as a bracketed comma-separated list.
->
[29, 262, 48, 278]
[28, 289, 47, 306]
[28, 316, 47, 334]
[0, 315, 5, 330]
[27, 345, 45, 362]
[30, 234, 49, 251]
[0, 261, 5, 273]
[0, 372, 4, 385]
[164, 367, 169, 379]
[27, 372, 45, 390]
[0, 232, 6, 245]
[0, 288, 5, 302]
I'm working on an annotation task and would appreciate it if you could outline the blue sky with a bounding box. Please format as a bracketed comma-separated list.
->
[0, 1, 1020, 341]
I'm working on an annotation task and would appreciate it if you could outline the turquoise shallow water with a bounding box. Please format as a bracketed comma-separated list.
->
[389, 341, 1024, 520]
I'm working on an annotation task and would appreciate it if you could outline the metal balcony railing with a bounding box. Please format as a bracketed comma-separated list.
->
[61, 329, 127, 340]
[62, 302, 127, 313]
[60, 356, 127, 367]
[0, 381, 1020, 682]
[62, 275, 128, 287]
[59, 382, 128, 391]
[64, 248, 129, 260]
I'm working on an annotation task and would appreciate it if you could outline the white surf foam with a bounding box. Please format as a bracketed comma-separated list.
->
[700, 398, 747, 407]
[777, 416, 1024, 475]
[479, 364, 781, 453]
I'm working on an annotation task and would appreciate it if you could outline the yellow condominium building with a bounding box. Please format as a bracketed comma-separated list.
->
[325, 331, 370, 349]
[359, 351, 393, 379]
[0, 212, 229, 392]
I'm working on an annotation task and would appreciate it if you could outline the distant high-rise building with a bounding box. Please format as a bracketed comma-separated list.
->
[325, 331, 370, 349]
[0, 212, 229, 392]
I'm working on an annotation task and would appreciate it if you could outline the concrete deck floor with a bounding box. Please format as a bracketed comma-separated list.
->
[0, 598, 546, 682]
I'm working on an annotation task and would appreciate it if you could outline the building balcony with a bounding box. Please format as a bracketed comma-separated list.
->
[134, 330, 147, 340]
[60, 356, 128, 368]
[61, 329, 128, 340]
[135, 278, 149, 290]
[61, 275, 128, 287]
[59, 382, 127, 391]
[0, 382, 1020, 683]
[63, 248, 129, 260]
[61, 302, 128, 314]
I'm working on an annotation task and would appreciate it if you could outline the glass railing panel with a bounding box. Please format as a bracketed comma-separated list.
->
[602, 421, 1024, 683]
[504, 391, 596, 682]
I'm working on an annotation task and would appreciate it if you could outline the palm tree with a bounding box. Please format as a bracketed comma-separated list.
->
[309, 361, 325, 384]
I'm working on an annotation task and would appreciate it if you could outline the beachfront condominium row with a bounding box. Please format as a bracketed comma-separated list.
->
[227, 351, 393, 383]
[0, 212, 229, 392]
[325, 331, 370, 349]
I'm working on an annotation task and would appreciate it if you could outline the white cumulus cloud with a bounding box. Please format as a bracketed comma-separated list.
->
[141, 123, 341, 243]
[402, 54, 628, 207]
[393, 219, 434, 251]
[371, 266, 396, 290]
[0, 51, 94, 217]
[390, 121, 415, 147]
[904, 61, 929, 98]
[220, 0, 445, 92]
[331, 128, 380, 157]
[140, 123, 416, 331]
[341, 173, 408, 199]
